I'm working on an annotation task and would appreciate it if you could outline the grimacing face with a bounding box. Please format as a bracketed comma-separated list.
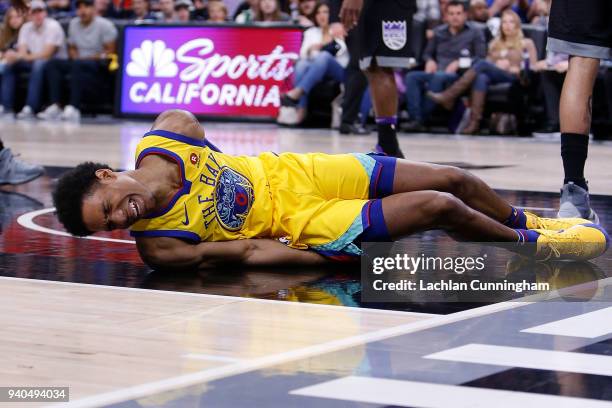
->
[81, 169, 156, 232]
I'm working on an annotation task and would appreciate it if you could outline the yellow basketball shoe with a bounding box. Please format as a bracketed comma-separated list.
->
[534, 224, 610, 261]
[524, 211, 590, 231]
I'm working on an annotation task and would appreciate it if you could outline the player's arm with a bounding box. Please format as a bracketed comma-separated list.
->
[136, 236, 329, 270]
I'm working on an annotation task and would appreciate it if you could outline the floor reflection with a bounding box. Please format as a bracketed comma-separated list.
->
[1, 169, 611, 313]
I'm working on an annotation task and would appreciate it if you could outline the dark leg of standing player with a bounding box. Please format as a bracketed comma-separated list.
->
[557, 56, 599, 222]
[366, 62, 404, 158]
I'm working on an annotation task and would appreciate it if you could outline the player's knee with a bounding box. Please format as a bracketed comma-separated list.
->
[428, 192, 464, 220]
[439, 167, 474, 196]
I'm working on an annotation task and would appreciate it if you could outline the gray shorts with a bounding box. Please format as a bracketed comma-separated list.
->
[547, 0, 612, 60]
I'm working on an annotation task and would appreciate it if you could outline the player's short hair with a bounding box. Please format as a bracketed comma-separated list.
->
[53, 162, 110, 237]
[446, 0, 467, 11]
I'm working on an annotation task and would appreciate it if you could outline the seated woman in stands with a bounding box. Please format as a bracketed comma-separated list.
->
[428, 9, 538, 134]
[278, 1, 347, 125]
[254, 0, 290, 22]
[0, 7, 25, 117]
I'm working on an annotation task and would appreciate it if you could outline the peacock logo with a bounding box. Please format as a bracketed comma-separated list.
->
[126, 40, 179, 78]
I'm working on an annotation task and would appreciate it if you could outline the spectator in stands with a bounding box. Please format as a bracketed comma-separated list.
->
[527, 0, 548, 26]
[37, 0, 117, 121]
[487, 0, 532, 23]
[296, 0, 315, 26]
[278, 1, 347, 124]
[1, 0, 66, 119]
[190, 0, 208, 20]
[0, 7, 25, 116]
[428, 9, 538, 134]
[0, 8, 24, 67]
[403, 1, 486, 132]
[174, 0, 192, 21]
[234, 0, 257, 23]
[95, 0, 116, 17]
[129, 0, 157, 21]
[106, 0, 132, 18]
[469, 0, 489, 23]
[535, 51, 568, 133]
[439, 0, 449, 22]
[207, 0, 227, 22]
[254, 0, 289, 22]
[156, 0, 175, 21]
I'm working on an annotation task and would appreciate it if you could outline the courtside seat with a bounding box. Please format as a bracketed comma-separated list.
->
[483, 24, 548, 135]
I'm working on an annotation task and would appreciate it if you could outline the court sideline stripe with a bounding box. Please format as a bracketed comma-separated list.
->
[40, 277, 612, 407]
[0, 276, 433, 318]
[47, 298, 553, 407]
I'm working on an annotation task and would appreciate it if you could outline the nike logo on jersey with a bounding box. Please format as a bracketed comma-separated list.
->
[182, 203, 190, 225]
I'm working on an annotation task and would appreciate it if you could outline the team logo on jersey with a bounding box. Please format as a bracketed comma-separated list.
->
[382, 20, 407, 51]
[190, 153, 199, 166]
[214, 166, 254, 231]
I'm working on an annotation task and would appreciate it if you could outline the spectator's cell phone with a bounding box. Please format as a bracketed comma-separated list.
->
[322, 40, 341, 57]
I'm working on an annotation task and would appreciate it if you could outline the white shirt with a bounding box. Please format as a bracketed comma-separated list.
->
[300, 26, 349, 68]
[17, 18, 67, 59]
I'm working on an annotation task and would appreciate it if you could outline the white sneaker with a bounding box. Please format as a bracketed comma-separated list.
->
[16, 106, 34, 120]
[37, 104, 62, 120]
[61, 105, 81, 122]
[276, 106, 300, 125]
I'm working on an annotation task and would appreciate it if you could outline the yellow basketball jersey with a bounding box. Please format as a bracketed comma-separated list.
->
[130, 130, 373, 256]
[130, 130, 274, 243]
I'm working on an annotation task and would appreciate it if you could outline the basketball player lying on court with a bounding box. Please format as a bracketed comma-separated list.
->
[53, 110, 609, 269]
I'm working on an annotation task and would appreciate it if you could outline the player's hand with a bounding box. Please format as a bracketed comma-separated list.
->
[340, 0, 364, 30]
[554, 60, 569, 73]
[534, 60, 548, 71]
[425, 60, 438, 74]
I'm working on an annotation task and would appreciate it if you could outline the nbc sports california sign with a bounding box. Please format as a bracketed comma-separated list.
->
[119, 25, 302, 119]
